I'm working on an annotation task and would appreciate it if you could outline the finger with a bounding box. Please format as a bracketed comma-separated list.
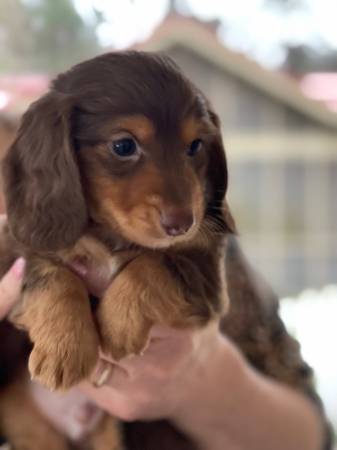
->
[90, 360, 113, 387]
[149, 324, 178, 339]
[69, 252, 139, 297]
[90, 359, 129, 390]
[68, 259, 112, 297]
[0, 257, 25, 319]
[98, 326, 179, 366]
[79, 381, 127, 418]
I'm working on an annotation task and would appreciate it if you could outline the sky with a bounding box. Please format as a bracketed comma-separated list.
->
[73, 0, 337, 67]
[281, 285, 337, 430]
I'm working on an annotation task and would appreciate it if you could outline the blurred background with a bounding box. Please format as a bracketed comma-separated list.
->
[0, 0, 336, 434]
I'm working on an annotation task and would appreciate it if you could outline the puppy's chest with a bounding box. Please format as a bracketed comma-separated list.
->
[61, 234, 226, 305]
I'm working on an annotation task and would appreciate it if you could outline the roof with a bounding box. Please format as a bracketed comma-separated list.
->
[0, 74, 49, 115]
[300, 73, 337, 113]
[135, 14, 337, 130]
[1, 14, 337, 130]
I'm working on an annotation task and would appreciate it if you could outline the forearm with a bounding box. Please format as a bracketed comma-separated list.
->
[172, 334, 324, 450]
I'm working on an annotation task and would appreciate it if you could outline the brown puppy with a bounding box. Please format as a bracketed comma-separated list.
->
[0, 52, 332, 450]
[0, 51, 233, 449]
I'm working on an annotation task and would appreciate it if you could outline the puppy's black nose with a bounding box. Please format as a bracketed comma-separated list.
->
[160, 209, 194, 236]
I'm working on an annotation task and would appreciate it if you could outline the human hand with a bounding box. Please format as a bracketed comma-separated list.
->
[0, 257, 25, 319]
[70, 257, 229, 423]
[0, 252, 324, 450]
[79, 322, 226, 422]
[11, 257, 223, 444]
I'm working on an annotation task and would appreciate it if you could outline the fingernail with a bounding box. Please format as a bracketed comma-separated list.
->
[95, 366, 111, 387]
[11, 257, 26, 279]
[91, 361, 112, 388]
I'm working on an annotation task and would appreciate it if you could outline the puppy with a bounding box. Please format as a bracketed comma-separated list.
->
[0, 51, 234, 449]
[0, 51, 332, 450]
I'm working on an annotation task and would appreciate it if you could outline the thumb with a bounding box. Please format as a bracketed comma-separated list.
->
[0, 257, 25, 319]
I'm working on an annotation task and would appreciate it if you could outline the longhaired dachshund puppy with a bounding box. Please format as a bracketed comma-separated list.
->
[0, 52, 331, 450]
[0, 51, 234, 449]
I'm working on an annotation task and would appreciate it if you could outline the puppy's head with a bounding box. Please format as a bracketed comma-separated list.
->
[3, 52, 234, 251]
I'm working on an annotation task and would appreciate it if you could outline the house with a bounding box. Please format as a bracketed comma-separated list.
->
[300, 73, 337, 112]
[135, 12, 337, 295]
[0, 75, 49, 115]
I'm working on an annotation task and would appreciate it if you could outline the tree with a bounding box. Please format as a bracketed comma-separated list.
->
[0, 0, 102, 74]
[263, 0, 337, 73]
[0, 0, 31, 72]
[283, 45, 337, 74]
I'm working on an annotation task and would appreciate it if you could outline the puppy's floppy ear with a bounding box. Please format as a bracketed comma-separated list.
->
[206, 108, 237, 234]
[2, 91, 87, 251]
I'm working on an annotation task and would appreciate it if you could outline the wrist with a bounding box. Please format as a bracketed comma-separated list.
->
[170, 331, 247, 449]
[171, 333, 324, 450]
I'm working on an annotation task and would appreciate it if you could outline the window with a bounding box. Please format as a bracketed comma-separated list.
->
[327, 256, 337, 285]
[283, 250, 307, 295]
[327, 161, 337, 233]
[283, 161, 306, 235]
[229, 160, 263, 233]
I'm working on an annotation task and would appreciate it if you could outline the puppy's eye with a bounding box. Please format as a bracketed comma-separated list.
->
[111, 138, 139, 159]
[187, 139, 203, 157]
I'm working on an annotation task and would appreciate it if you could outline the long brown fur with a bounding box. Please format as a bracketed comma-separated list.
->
[0, 51, 332, 450]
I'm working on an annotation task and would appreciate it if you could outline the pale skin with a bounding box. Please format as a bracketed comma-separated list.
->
[0, 258, 325, 450]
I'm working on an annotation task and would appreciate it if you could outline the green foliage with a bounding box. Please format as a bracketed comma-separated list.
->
[284, 45, 337, 73]
[0, 0, 102, 74]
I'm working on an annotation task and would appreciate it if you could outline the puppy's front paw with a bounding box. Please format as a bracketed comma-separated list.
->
[29, 327, 99, 390]
[99, 312, 151, 361]
[97, 292, 152, 360]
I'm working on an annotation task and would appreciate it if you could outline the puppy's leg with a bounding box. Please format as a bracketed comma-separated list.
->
[89, 415, 124, 450]
[9, 259, 99, 391]
[0, 378, 69, 450]
[96, 253, 201, 360]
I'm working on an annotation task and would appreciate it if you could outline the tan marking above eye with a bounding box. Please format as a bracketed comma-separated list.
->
[111, 115, 155, 143]
[181, 116, 204, 145]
